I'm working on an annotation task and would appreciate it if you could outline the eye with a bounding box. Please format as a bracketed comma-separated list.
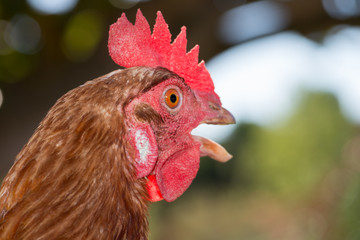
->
[163, 88, 182, 110]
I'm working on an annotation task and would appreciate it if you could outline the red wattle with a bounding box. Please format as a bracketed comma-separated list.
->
[146, 175, 163, 202]
[156, 146, 200, 202]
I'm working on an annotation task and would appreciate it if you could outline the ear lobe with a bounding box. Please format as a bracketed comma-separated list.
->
[128, 123, 158, 178]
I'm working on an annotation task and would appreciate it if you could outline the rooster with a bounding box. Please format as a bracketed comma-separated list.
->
[0, 10, 235, 239]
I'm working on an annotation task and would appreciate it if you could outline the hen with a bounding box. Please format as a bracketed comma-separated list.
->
[0, 10, 235, 239]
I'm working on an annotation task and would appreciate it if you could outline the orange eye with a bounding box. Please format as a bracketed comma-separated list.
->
[164, 88, 181, 109]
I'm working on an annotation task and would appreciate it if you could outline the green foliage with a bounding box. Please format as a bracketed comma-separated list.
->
[240, 92, 354, 199]
[0, 51, 38, 83]
[62, 10, 104, 62]
[338, 177, 360, 239]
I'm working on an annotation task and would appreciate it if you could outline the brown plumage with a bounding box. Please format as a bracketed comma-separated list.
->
[0, 67, 176, 239]
[0, 10, 235, 239]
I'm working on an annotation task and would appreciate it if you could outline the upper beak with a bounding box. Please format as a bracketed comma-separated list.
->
[193, 89, 236, 126]
[201, 106, 236, 125]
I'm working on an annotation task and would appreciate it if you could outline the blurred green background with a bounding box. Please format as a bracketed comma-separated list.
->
[1, 0, 360, 239]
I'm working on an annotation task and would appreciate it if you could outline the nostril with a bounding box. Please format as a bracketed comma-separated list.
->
[208, 102, 221, 111]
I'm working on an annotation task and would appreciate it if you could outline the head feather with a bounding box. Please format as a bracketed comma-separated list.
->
[108, 9, 215, 92]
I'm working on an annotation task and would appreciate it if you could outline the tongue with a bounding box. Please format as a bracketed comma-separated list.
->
[156, 146, 200, 202]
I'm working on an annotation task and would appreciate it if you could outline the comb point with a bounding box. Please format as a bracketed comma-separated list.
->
[187, 44, 200, 67]
[135, 9, 145, 24]
[172, 27, 187, 52]
[156, 11, 164, 20]
[135, 9, 151, 37]
[153, 10, 171, 42]
[117, 12, 131, 26]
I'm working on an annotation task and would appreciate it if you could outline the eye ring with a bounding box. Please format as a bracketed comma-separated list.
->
[163, 87, 182, 112]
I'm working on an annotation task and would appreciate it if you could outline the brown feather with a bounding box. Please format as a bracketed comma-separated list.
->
[134, 103, 164, 125]
[0, 67, 178, 240]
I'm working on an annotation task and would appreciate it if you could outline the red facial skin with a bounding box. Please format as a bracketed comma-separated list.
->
[125, 77, 221, 202]
[110, 10, 231, 202]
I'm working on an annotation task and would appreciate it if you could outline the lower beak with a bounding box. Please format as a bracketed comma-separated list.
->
[193, 135, 233, 162]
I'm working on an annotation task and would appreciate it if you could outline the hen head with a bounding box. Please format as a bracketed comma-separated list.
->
[125, 69, 234, 202]
[110, 10, 235, 202]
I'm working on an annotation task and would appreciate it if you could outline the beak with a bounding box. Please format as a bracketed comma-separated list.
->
[201, 105, 236, 125]
[193, 89, 236, 126]
[192, 90, 236, 163]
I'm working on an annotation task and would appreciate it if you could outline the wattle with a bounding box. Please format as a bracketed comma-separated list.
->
[156, 145, 200, 202]
[146, 175, 163, 202]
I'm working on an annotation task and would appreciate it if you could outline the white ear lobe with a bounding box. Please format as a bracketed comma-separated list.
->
[128, 123, 158, 178]
[135, 129, 151, 165]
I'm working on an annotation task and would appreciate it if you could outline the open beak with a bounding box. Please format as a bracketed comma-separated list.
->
[192, 92, 236, 163]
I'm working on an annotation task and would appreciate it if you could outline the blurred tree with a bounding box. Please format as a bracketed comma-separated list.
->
[338, 179, 360, 240]
[326, 135, 360, 240]
[241, 91, 354, 199]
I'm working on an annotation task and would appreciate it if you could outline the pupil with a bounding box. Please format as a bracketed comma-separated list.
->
[170, 94, 177, 103]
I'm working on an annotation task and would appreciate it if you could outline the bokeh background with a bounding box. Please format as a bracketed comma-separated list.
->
[1, 0, 360, 239]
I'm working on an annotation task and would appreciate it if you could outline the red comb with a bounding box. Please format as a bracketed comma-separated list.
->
[108, 9, 214, 92]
